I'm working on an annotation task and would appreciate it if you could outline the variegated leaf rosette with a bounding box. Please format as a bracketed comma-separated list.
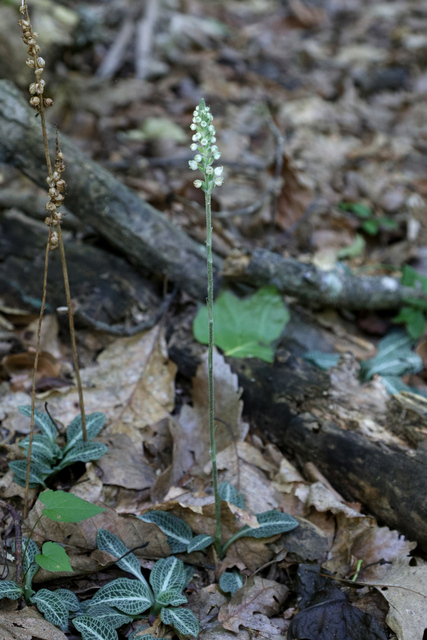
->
[189, 99, 223, 193]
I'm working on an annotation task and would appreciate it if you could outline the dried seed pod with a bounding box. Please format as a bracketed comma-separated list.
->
[54, 194, 64, 202]
[55, 179, 65, 191]
[53, 211, 64, 221]
[44, 98, 53, 107]
[52, 171, 60, 181]
[19, 4, 27, 14]
[44, 216, 52, 226]
[29, 96, 40, 106]
[37, 56, 45, 67]
[45, 201, 57, 212]
[50, 231, 59, 246]
[25, 58, 34, 67]
[49, 188, 59, 198]
[29, 82, 37, 94]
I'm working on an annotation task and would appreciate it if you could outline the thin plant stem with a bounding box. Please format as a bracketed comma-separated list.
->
[22, 513, 43, 583]
[58, 226, 87, 441]
[205, 191, 222, 555]
[0, 500, 22, 584]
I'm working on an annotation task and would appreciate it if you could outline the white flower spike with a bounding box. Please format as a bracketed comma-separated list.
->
[189, 98, 224, 194]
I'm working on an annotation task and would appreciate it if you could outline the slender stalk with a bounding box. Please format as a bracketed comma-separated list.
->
[0, 500, 22, 584]
[58, 227, 87, 441]
[205, 192, 222, 555]
[21, 513, 43, 579]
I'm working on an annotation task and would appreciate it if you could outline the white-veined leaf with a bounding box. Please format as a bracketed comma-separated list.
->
[360, 330, 422, 380]
[218, 482, 245, 509]
[137, 511, 192, 553]
[150, 556, 186, 598]
[55, 589, 81, 611]
[91, 578, 153, 614]
[97, 529, 149, 586]
[184, 564, 194, 586]
[0, 580, 24, 600]
[9, 459, 50, 487]
[155, 589, 188, 607]
[21, 537, 41, 586]
[18, 405, 57, 441]
[20, 434, 60, 464]
[83, 603, 133, 628]
[186, 534, 214, 553]
[56, 441, 108, 469]
[32, 589, 69, 630]
[219, 570, 244, 596]
[161, 606, 199, 637]
[73, 615, 118, 640]
[223, 510, 299, 552]
[64, 412, 106, 452]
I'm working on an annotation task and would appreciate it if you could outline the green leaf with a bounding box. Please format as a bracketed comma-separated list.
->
[91, 578, 153, 614]
[218, 481, 245, 509]
[360, 330, 422, 380]
[378, 216, 399, 230]
[55, 589, 80, 612]
[64, 413, 106, 452]
[9, 459, 49, 488]
[223, 510, 299, 553]
[186, 534, 215, 553]
[339, 202, 372, 218]
[193, 287, 289, 363]
[20, 537, 40, 587]
[35, 542, 73, 573]
[303, 351, 340, 370]
[20, 434, 60, 464]
[32, 589, 69, 630]
[97, 529, 149, 586]
[83, 603, 133, 629]
[18, 405, 57, 441]
[219, 570, 244, 596]
[73, 615, 119, 640]
[0, 580, 24, 600]
[150, 557, 186, 598]
[401, 264, 427, 293]
[160, 606, 200, 637]
[406, 310, 425, 339]
[137, 511, 192, 553]
[337, 234, 365, 259]
[361, 219, 379, 235]
[56, 441, 108, 470]
[155, 589, 188, 607]
[380, 376, 427, 398]
[40, 490, 105, 523]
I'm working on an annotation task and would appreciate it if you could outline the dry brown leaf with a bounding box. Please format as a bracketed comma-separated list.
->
[351, 526, 416, 581]
[218, 575, 288, 634]
[96, 434, 156, 490]
[364, 558, 427, 640]
[0, 608, 67, 640]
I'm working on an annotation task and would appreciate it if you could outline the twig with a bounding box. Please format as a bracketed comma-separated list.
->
[135, 0, 159, 80]
[0, 500, 22, 585]
[96, 16, 135, 80]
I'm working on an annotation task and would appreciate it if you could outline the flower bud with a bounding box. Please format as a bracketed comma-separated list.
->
[194, 154, 202, 162]
[194, 180, 203, 188]
[189, 160, 198, 170]
[190, 143, 198, 151]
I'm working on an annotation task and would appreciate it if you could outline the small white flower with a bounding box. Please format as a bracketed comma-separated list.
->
[214, 177, 224, 186]
[194, 154, 202, 162]
[194, 116, 201, 123]
[211, 145, 218, 152]
[211, 136, 216, 143]
[192, 133, 201, 141]
[214, 166, 223, 176]
[190, 143, 198, 151]
[201, 138, 208, 146]
[206, 166, 213, 175]
[193, 110, 198, 116]
[201, 121, 207, 127]
[194, 179, 203, 188]
[208, 125, 215, 133]
[189, 160, 198, 170]
[213, 151, 221, 159]
[190, 123, 197, 130]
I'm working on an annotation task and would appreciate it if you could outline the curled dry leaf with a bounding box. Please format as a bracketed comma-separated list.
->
[218, 575, 288, 635]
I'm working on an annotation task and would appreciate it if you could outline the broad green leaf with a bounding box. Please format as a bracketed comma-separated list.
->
[56, 441, 108, 469]
[223, 510, 299, 552]
[380, 376, 427, 398]
[91, 578, 153, 615]
[0, 580, 24, 600]
[361, 219, 379, 236]
[150, 556, 186, 598]
[218, 481, 245, 509]
[138, 511, 192, 553]
[193, 287, 289, 363]
[337, 233, 365, 258]
[406, 310, 425, 339]
[64, 413, 106, 452]
[55, 589, 80, 611]
[32, 589, 69, 630]
[360, 330, 422, 380]
[20, 434, 60, 464]
[155, 588, 188, 607]
[20, 537, 40, 587]
[73, 615, 118, 640]
[40, 490, 105, 523]
[9, 459, 50, 487]
[35, 542, 73, 573]
[219, 570, 244, 596]
[303, 351, 340, 370]
[97, 529, 148, 586]
[338, 202, 372, 218]
[161, 606, 200, 637]
[402, 264, 427, 293]
[186, 534, 215, 553]
[83, 603, 133, 629]
[18, 405, 57, 441]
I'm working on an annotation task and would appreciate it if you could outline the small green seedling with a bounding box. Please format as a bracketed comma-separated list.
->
[139, 481, 299, 559]
[394, 264, 427, 339]
[9, 407, 108, 488]
[0, 490, 104, 631]
[339, 202, 399, 236]
[75, 529, 199, 638]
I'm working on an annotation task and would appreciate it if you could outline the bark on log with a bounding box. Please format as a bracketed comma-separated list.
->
[0, 80, 219, 300]
[224, 248, 427, 310]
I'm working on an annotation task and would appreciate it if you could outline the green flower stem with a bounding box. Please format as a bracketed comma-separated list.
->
[22, 513, 43, 581]
[205, 191, 222, 556]
[222, 527, 251, 555]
